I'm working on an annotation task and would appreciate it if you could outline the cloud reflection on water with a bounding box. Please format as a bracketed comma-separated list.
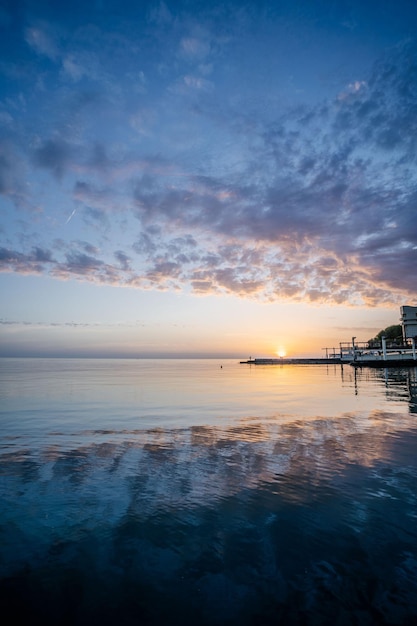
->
[2, 406, 417, 532]
[1, 365, 417, 624]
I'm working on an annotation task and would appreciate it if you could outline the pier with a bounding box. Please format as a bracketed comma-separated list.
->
[240, 358, 342, 365]
[242, 306, 417, 368]
[346, 305, 417, 366]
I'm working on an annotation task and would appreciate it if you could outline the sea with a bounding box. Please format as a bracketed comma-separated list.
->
[1, 358, 417, 625]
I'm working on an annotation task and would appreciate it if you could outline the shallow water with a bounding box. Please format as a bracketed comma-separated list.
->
[1, 359, 417, 624]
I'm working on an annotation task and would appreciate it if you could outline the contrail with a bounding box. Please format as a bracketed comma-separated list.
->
[65, 208, 77, 224]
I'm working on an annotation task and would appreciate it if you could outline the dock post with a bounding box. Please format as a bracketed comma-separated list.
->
[381, 335, 387, 361]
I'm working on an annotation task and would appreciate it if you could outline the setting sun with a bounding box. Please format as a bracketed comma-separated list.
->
[277, 349, 287, 358]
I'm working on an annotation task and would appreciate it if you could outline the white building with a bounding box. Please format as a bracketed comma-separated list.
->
[400, 305, 417, 341]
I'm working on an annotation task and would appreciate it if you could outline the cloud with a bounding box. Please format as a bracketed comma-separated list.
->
[0, 232, 412, 308]
[73, 180, 114, 210]
[0, 319, 148, 329]
[337, 80, 367, 101]
[1, 4, 417, 308]
[61, 50, 102, 82]
[149, 1, 173, 26]
[179, 36, 211, 61]
[33, 138, 75, 179]
[0, 140, 39, 211]
[114, 250, 131, 270]
[25, 22, 60, 61]
[183, 74, 213, 91]
[60, 250, 103, 273]
[0, 144, 14, 194]
[0, 246, 54, 274]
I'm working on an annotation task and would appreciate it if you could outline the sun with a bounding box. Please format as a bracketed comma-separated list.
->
[276, 349, 286, 358]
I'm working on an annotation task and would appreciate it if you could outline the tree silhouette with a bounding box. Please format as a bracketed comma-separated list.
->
[368, 324, 403, 346]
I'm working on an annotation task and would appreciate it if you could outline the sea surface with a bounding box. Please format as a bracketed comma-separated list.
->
[1, 358, 417, 625]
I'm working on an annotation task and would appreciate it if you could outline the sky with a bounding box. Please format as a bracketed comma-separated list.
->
[1, 0, 417, 358]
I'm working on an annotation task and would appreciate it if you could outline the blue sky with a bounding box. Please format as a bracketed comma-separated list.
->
[1, 0, 417, 357]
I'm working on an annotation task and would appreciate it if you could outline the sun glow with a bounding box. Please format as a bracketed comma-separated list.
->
[277, 349, 287, 358]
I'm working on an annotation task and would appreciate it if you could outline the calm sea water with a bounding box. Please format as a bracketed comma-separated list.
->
[1, 358, 417, 625]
